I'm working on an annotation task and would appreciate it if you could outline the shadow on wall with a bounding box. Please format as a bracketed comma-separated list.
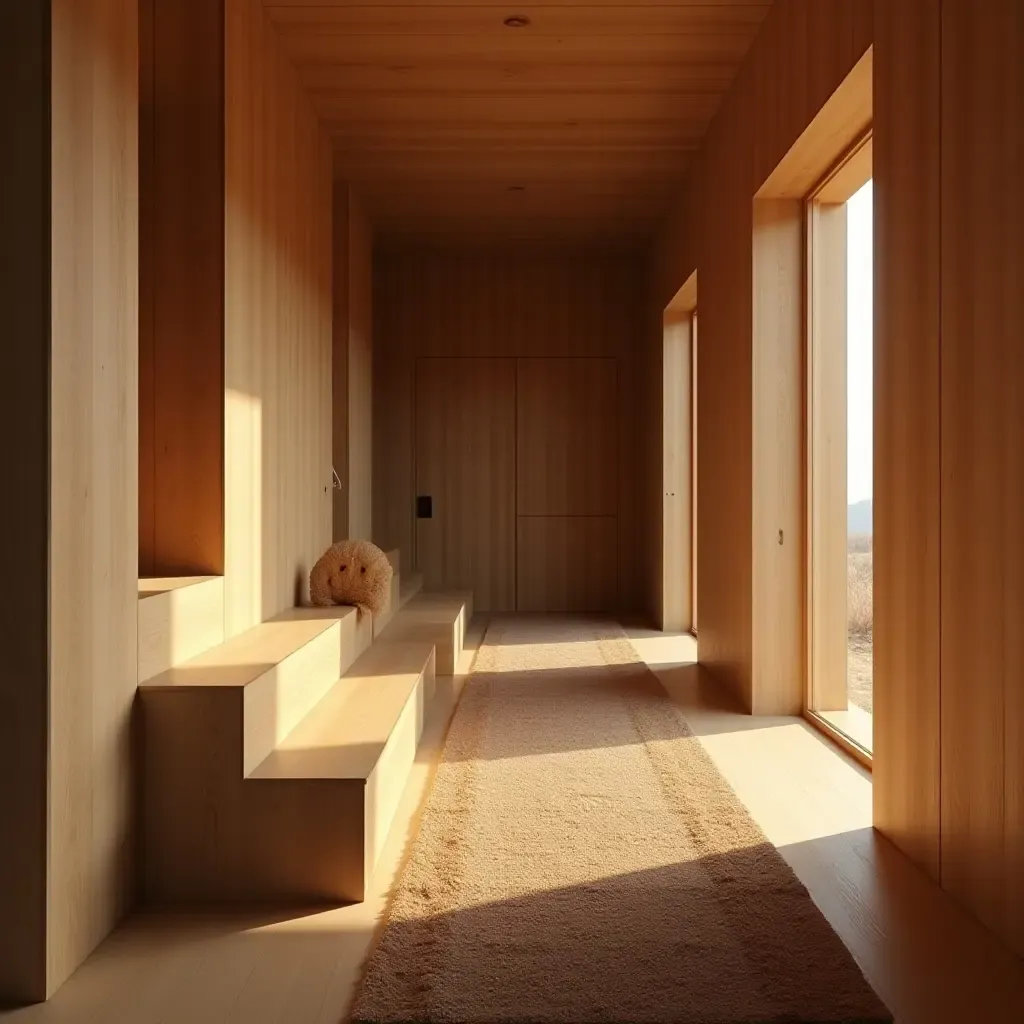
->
[220, 0, 334, 635]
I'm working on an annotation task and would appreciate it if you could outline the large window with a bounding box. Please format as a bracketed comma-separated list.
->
[691, 309, 698, 636]
[806, 134, 873, 758]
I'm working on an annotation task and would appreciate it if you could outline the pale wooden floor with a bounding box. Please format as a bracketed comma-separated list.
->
[4, 621, 1023, 1023]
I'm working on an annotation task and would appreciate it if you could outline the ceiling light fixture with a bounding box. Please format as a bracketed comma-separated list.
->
[503, 14, 531, 28]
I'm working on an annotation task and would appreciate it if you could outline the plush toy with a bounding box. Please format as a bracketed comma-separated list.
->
[309, 539, 393, 617]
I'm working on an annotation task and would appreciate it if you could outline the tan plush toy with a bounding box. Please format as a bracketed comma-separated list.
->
[309, 539, 393, 618]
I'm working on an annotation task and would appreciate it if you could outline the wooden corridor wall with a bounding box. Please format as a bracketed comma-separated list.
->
[139, 0, 335, 636]
[2, 0, 338, 1002]
[647, 0, 1024, 958]
[374, 252, 643, 613]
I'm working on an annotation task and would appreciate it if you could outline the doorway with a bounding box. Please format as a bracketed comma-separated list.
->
[413, 356, 619, 613]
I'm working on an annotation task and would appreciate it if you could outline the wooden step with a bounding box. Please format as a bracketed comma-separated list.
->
[140, 550, 431, 906]
[250, 641, 436, 900]
[372, 570, 423, 637]
[141, 636, 435, 905]
[379, 590, 473, 675]
[140, 607, 359, 775]
[138, 576, 224, 683]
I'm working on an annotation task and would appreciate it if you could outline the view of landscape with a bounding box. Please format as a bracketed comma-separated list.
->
[847, 501, 872, 714]
[846, 180, 873, 721]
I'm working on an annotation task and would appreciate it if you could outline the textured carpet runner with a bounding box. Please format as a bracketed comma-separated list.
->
[353, 617, 890, 1023]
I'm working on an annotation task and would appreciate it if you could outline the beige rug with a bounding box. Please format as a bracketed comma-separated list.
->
[353, 618, 890, 1024]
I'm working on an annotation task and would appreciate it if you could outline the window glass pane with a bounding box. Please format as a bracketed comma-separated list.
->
[846, 181, 873, 736]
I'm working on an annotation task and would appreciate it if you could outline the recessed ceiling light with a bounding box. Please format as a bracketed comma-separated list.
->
[503, 14, 531, 28]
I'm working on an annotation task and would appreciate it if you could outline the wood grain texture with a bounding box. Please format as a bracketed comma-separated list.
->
[516, 358, 617, 518]
[516, 518, 618, 613]
[347, 195, 374, 540]
[138, 577, 225, 684]
[374, 252, 643, 612]
[137, 0, 155, 576]
[648, 0, 873, 710]
[414, 358, 517, 612]
[332, 185, 374, 542]
[223, 0, 334, 636]
[806, 201, 848, 715]
[48, 0, 139, 996]
[871, 0, 941, 882]
[262, 2, 770, 244]
[756, 52, 873, 200]
[141, 0, 225, 577]
[750, 199, 805, 716]
[939, 0, 1024, 955]
[0, 1, 50, 1004]
[332, 182, 350, 540]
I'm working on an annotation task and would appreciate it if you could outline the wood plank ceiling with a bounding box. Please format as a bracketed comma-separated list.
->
[263, 2, 772, 244]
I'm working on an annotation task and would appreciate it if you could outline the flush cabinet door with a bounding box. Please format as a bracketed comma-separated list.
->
[414, 357, 517, 612]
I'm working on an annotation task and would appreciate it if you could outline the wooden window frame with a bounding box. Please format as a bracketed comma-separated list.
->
[804, 129, 874, 767]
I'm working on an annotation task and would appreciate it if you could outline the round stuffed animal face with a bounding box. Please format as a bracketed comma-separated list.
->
[309, 540, 393, 616]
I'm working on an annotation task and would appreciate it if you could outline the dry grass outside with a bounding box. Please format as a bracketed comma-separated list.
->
[847, 552, 873, 637]
[847, 534, 873, 713]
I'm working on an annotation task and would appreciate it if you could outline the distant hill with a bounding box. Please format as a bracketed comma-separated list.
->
[848, 499, 873, 535]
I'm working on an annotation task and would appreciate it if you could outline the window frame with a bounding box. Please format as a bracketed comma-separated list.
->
[804, 128, 874, 766]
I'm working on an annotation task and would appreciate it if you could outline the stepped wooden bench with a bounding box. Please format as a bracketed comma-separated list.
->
[138, 575, 224, 683]
[138, 559, 471, 905]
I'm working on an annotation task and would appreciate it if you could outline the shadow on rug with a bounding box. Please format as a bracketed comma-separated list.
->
[352, 618, 891, 1024]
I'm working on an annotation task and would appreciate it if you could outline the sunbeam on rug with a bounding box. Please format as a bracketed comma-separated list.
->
[352, 617, 891, 1024]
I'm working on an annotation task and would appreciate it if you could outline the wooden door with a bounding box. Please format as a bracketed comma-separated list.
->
[515, 357, 619, 612]
[414, 358, 517, 611]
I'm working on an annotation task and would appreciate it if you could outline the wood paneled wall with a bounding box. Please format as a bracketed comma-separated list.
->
[1, 0, 330, 1001]
[223, 0, 334, 635]
[332, 184, 374, 542]
[139, 0, 225, 578]
[649, 0, 1024, 956]
[48, 0, 139, 991]
[750, 198, 805, 715]
[872, 0, 942, 881]
[141, 0, 333, 631]
[936, 0, 1024, 955]
[647, 0, 874, 711]
[0, 0, 139, 1002]
[374, 252, 643, 611]
[1, 2, 53, 1004]
[876, 0, 1024, 957]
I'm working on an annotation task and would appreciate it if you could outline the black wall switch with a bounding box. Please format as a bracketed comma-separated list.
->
[416, 495, 433, 519]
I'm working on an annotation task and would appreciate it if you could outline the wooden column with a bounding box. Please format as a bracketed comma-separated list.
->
[0, 2, 50, 1004]
[872, 0, 942, 883]
[333, 183, 374, 543]
[939, 0, 1024, 954]
[1, 0, 139, 1001]
[751, 199, 805, 715]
